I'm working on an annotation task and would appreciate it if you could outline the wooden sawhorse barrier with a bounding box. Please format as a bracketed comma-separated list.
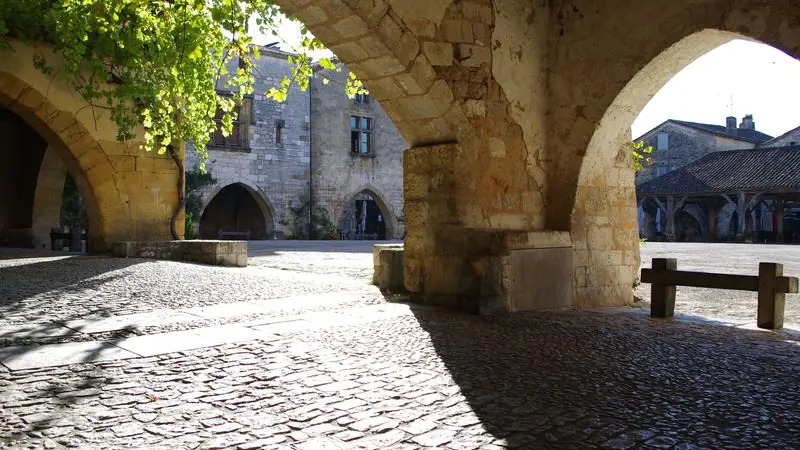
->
[640, 258, 798, 330]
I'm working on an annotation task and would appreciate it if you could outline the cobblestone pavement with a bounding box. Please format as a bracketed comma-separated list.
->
[1, 243, 799, 449]
[637, 242, 800, 324]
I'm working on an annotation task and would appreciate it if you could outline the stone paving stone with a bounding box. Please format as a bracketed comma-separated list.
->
[2, 246, 800, 449]
[0, 323, 77, 341]
[0, 341, 139, 370]
[63, 309, 201, 334]
[112, 324, 270, 357]
[180, 302, 271, 319]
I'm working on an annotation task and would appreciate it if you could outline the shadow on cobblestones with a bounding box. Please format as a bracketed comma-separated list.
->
[0, 256, 142, 315]
[410, 308, 800, 449]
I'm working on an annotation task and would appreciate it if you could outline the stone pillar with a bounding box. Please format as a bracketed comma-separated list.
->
[776, 200, 785, 243]
[403, 143, 510, 314]
[665, 196, 676, 242]
[706, 204, 717, 242]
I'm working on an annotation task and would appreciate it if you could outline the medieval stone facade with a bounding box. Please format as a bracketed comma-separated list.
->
[310, 63, 406, 239]
[185, 50, 406, 239]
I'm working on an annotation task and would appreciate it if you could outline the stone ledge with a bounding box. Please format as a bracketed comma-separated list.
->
[112, 240, 247, 267]
[373, 244, 405, 292]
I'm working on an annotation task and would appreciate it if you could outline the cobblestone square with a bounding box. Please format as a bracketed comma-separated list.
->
[1, 242, 799, 449]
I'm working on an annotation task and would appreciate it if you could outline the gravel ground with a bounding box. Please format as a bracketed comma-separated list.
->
[636, 242, 800, 325]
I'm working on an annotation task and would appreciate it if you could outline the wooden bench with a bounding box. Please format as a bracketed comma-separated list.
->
[217, 230, 250, 240]
[641, 258, 798, 330]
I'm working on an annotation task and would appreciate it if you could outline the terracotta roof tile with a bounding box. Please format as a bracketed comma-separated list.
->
[636, 145, 800, 196]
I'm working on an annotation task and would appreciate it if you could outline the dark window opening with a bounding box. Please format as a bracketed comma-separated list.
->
[212, 104, 244, 148]
[350, 115, 372, 155]
[275, 120, 285, 144]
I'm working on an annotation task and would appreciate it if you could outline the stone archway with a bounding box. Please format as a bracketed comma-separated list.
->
[0, 40, 180, 251]
[337, 186, 398, 240]
[555, 3, 800, 307]
[275, 1, 800, 311]
[199, 183, 275, 240]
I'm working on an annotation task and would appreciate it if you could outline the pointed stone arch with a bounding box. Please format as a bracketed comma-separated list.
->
[556, 1, 800, 307]
[199, 181, 276, 239]
[338, 185, 398, 239]
[0, 40, 180, 251]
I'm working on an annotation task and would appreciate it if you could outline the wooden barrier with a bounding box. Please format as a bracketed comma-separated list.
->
[640, 258, 798, 330]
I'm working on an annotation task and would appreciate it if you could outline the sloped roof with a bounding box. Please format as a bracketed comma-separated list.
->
[758, 124, 800, 148]
[636, 145, 800, 196]
[669, 120, 773, 144]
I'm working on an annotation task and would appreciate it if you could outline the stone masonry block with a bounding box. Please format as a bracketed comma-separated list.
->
[423, 42, 454, 66]
[373, 244, 405, 292]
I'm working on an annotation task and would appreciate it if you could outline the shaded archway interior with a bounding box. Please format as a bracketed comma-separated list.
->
[199, 183, 273, 240]
[337, 190, 394, 240]
[0, 108, 89, 250]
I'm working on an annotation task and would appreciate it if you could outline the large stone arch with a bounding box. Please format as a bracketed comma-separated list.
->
[0, 40, 179, 252]
[552, 1, 800, 307]
[199, 182, 276, 239]
[277, 1, 800, 311]
[337, 185, 399, 239]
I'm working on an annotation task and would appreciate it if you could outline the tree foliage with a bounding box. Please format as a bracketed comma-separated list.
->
[0, 0, 364, 168]
[631, 140, 653, 173]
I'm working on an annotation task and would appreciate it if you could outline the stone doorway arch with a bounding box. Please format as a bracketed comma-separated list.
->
[199, 183, 275, 240]
[337, 186, 397, 240]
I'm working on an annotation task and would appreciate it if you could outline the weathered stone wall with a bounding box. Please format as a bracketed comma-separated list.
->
[310, 63, 406, 238]
[1, 40, 179, 252]
[636, 122, 756, 184]
[186, 49, 311, 238]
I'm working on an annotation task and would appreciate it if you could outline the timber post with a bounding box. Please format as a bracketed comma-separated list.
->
[650, 258, 677, 318]
[758, 263, 785, 330]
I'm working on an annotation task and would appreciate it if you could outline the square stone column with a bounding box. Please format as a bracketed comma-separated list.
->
[403, 144, 508, 313]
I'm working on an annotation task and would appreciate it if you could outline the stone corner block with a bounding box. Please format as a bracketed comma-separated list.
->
[373, 244, 405, 292]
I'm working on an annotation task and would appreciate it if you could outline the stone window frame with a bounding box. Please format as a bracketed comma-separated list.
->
[350, 115, 374, 157]
[209, 93, 253, 153]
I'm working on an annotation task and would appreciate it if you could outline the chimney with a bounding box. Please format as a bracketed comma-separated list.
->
[725, 116, 737, 133]
[739, 114, 755, 130]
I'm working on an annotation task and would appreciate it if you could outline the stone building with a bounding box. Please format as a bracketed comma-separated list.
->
[634, 115, 780, 241]
[185, 51, 406, 240]
[637, 145, 800, 243]
[635, 115, 773, 184]
[310, 63, 406, 240]
[758, 125, 800, 148]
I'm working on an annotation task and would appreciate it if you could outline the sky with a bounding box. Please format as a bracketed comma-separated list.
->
[254, 22, 800, 140]
[631, 39, 800, 139]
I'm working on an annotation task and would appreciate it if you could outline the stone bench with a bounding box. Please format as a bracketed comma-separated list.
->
[112, 240, 247, 267]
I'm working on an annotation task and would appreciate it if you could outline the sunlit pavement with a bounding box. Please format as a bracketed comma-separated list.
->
[1, 243, 798, 449]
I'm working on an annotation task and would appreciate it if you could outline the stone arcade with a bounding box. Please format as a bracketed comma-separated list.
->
[4, 1, 800, 312]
